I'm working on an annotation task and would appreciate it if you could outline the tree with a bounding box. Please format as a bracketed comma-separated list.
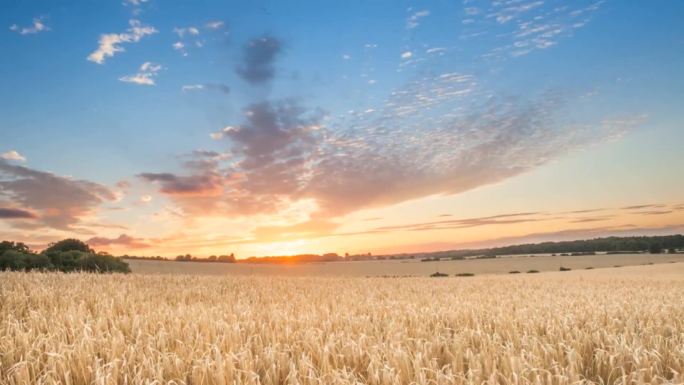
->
[649, 243, 663, 254]
[217, 254, 236, 263]
[0, 241, 30, 254]
[44, 239, 93, 254]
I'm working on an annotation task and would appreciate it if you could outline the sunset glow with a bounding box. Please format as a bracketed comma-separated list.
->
[1, 1, 683, 258]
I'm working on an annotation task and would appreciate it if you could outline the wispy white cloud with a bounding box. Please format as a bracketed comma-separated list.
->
[407, 10, 430, 29]
[1, 150, 26, 162]
[182, 84, 204, 92]
[462, 0, 604, 59]
[173, 26, 200, 38]
[123, 0, 149, 6]
[9, 17, 49, 35]
[181, 83, 230, 94]
[87, 19, 157, 64]
[119, 62, 162, 86]
[172, 41, 187, 56]
[122, 0, 150, 16]
[206, 21, 225, 30]
[172, 26, 212, 56]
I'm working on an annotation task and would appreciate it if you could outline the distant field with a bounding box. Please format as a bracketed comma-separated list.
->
[1, 264, 683, 384]
[126, 253, 684, 276]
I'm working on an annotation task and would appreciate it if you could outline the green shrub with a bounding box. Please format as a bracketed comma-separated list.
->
[527, 270, 540, 274]
[46, 250, 130, 273]
[509, 270, 521, 274]
[44, 239, 94, 254]
[559, 266, 571, 272]
[455, 273, 475, 277]
[1, 238, 130, 274]
[76, 253, 131, 273]
[0, 250, 52, 271]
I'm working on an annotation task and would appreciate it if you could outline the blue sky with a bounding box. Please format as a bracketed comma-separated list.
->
[1, 0, 683, 256]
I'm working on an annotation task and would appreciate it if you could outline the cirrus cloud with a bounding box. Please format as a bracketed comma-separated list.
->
[87, 19, 157, 64]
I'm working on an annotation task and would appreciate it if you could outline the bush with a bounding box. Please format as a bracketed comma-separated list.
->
[77, 253, 131, 273]
[46, 250, 130, 273]
[0, 250, 52, 271]
[509, 270, 521, 274]
[585, 267, 594, 270]
[1, 238, 130, 274]
[455, 273, 475, 277]
[0, 241, 30, 254]
[430, 272, 449, 277]
[559, 267, 571, 272]
[44, 239, 93, 254]
[527, 270, 540, 274]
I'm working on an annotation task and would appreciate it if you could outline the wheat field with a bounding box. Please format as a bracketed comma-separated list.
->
[1, 265, 683, 385]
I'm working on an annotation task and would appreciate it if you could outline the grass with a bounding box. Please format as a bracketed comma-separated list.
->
[0, 269, 683, 384]
[125, 253, 684, 276]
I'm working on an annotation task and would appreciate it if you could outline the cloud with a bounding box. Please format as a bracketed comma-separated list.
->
[401, 51, 413, 59]
[173, 26, 200, 38]
[9, 17, 49, 35]
[462, 0, 603, 58]
[138, 172, 223, 197]
[172, 24, 220, 56]
[172, 41, 186, 54]
[142, 100, 323, 216]
[368, 212, 545, 233]
[1, 150, 26, 162]
[141, 68, 639, 236]
[407, 10, 430, 29]
[426, 47, 447, 55]
[181, 83, 230, 94]
[206, 21, 224, 30]
[636, 210, 673, 216]
[0, 159, 116, 229]
[87, 234, 151, 249]
[119, 61, 162, 86]
[621, 204, 666, 210]
[236, 36, 283, 84]
[87, 19, 157, 64]
[123, 0, 149, 6]
[216, 101, 322, 197]
[0, 207, 38, 219]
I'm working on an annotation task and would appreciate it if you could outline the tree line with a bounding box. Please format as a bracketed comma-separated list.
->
[415, 235, 684, 260]
[0, 239, 130, 273]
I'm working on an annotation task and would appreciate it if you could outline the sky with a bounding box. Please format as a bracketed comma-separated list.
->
[1, 0, 683, 258]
